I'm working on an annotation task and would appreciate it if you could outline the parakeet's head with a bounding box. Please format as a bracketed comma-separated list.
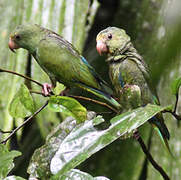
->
[96, 27, 130, 56]
[8, 24, 45, 54]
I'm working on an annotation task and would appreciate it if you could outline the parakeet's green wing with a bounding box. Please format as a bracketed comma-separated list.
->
[35, 34, 101, 89]
[35, 33, 121, 109]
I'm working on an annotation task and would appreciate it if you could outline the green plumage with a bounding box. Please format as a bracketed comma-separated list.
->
[10, 24, 120, 109]
[96, 27, 170, 151]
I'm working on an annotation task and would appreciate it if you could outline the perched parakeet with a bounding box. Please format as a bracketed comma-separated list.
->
[8, 24, 121, 109]
[96, 27, 170, 150]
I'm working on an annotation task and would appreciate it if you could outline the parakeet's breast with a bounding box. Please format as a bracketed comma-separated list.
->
[109, 58, 153, 108]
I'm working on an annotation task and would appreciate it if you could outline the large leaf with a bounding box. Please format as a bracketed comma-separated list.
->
[51, 169, 110, 180]
[171, 77, 181, 96]
[0, 144, 21, 179]
[9, 84, 35, 118]
[4, 176, 25, 180]
[48, 96, 87, 123]
[50, 104, 168, 176]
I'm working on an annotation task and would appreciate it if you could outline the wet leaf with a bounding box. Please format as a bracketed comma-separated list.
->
[4, 176, 26, 180]
[51, 169, 110, 180]
[53, 82, 66, 96]
[52, 82, 66, 96]
[0, 144, 21, 179]
[9, 84, 35, 118]
[171, 77, 181, 95]
[27, 116, 77, 179]
[50, 104, 168, 176]
[48, 96, 87, 123]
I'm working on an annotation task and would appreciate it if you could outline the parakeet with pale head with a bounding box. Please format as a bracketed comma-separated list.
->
[8, 24, 121, 109]
[96, 27, 170, 151]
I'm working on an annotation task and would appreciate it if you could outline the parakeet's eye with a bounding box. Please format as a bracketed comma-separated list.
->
[15, 35, 21, 40]
[107, 34, 112, 39]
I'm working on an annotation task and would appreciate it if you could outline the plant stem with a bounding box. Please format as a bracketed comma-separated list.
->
[0, 68, 43, 87]
[0, 68, 118, 113]
[174, 94, 179, 113]
[133, 130, 170, 180]
[0, 101, 48, 144]
[0, 130, 12, 133]
[163, 110, 181, 121]
[30, 90, 118, 113]
[69, 95, 118, 113]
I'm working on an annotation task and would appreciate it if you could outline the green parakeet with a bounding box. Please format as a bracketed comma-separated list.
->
[8, 24, 121, 109]
[96, 27, 170, 150]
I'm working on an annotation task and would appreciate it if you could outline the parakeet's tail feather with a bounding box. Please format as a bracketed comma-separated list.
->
[150, 116, 172, 156]
[153, 125, 173, 157]
[77, 83, 121, 110]
[151, 116, 170, 140]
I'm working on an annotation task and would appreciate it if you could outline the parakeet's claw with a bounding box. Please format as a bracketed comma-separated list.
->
[133, 129, 140, 140]
[60, 88, 69, 96]
[42, 83, 53, 96]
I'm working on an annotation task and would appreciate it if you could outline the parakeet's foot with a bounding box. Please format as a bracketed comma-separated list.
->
[133, 129, 140, 140]
[60, 88, 69, 96]
[42, 83, 53, 96]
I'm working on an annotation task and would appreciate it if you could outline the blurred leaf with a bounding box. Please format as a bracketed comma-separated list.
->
[27, 116, 77, 179]
[50, 104, 168, 176]
[9, 84, 35, 118]
[51, 169, 110, 180]
[4, 176, 26, 180]
[0, 144, 21, 179]
[48, 96, 87, 123]
[151, 22, 181, 86]
[171, 77, 181, 96]
[52, 82, 66, 96]
[0, 0, 99, 177]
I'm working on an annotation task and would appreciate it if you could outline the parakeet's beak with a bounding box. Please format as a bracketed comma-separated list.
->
[8, 37, 19, 53]
[96, 40, 108, 55]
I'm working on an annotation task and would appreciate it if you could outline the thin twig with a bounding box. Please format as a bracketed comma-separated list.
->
[0, 68, 118, 113]
[30, 90, 47, 97]
[133, 130, 170, 180]
[163, 110, 181, 121]
[174, 94, 179, 113]
[0, 101, 48, 144]
[0, 130, 12, 134]
[0, 68, 43, 87]
[69, 95, 118, 113]
[30, 90, 118, 113]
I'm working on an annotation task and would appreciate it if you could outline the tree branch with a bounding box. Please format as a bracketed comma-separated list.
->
[173, 94, 179, 113]
[68, 95, 118, 113]
[30, 90, 118, 113]
[0, 68, 43, 87]
[133, 130, 170, 180]
[0, 101, 48, 144]
[163, 109, 181, 126]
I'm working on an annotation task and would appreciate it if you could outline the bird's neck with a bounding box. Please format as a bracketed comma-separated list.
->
[106, 42, 143, 64]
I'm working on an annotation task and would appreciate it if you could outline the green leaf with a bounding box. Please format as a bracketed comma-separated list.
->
[171, 77, 181, 95]
[0, 144, 21, 179]
[52, 82, 66, 96]
[51, 169, 110, 180]
[48, 96, 87, 123]
[50, 104, 168, 176]
[9, 84, 35, 118]
[27, 117, 78, 179]
[4, 176, 26, 180]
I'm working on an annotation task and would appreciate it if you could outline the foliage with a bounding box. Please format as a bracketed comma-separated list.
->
[9, 84, 35, 118]
[48, 95, 87, 123]
[0, 144, 21, 179]
[0, 0, 181, 180]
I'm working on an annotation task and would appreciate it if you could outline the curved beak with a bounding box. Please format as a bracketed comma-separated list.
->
[96, 40, 108, 55]
[8, 37, 19, 53]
